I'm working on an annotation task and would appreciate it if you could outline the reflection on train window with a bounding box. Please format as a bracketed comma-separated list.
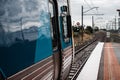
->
[0, 20, 24, 47]
[22, 0, 39, 41]
[49, 2, 54, 39]
[49, 2, 54, 18]
[0, 0, 40, 47]
[7, 5, 22, 17]
[22, 17, 39, 41]
[63, 16, 67, 38]
[24, 0, 38, 12]
[0, 23, 7, 46]
[62, 16, 70, 42]
[0, 0, 24, 46]
[0, 7, 5, 16]
[49, 1, 58, 51]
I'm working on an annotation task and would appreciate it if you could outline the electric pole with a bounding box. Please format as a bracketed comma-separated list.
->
[81, 6, 83, 41]
[115, 16, 116, 30]
[92, 16, 94, 30]
[81, 6, 103, 42]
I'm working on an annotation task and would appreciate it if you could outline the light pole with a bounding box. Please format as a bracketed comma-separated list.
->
[81, 6, 104, 40]
[81, 6, 99, 41]
[81, 6, 83, 41]
[92, 16, 94, 30]
[81, 6, 99, 28]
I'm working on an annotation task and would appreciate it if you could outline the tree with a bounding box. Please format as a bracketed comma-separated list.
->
[73, 27, 80, 32]
[94, 27, 99, 32]
[85, 26, 93, 34]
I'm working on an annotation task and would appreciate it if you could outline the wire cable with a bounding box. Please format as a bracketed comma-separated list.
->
[84, 0, 91, 8]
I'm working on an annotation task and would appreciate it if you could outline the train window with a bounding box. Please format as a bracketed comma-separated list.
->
[61, 6, 70, 42]
[0, 0, 24, 46]
[62, 15, 70, 42]
[49, 2, 54, 18]
[49, 2, 54, 39]
[24, 0, 38, 12]
[0, 20, 24, 47]
[22, 17, 39, 41]
[0, 0, 41, 47]
[63, 16, 68, 38]
[0, 23, 6, 46]
[22, 0, 40, 41]
[6, 0, 22, 17]
[49, 1, 58, 50]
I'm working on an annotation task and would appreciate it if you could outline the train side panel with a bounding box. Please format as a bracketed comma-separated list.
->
[0, 0, 54, 79]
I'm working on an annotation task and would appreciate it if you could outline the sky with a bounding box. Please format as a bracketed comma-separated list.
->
[70, 0, 120, 29]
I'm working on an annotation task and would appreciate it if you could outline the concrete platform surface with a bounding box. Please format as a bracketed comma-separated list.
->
[76, 42, 104, 80]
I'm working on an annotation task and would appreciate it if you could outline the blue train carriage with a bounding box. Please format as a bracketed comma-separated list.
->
[0, 0, 73, 80]
[0, 0, 56, 80]
[57, 0, 73, 79]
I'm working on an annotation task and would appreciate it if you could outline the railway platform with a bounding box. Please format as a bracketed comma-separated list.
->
[76, 42, 120, 80]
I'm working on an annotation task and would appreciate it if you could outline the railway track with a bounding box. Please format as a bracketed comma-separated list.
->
[67, 39, 98, 80]
[67, 31, 106, 80]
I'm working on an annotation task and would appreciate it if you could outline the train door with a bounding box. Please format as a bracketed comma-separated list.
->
[57, 0, 73, 79]
[49, 0, 61, 80]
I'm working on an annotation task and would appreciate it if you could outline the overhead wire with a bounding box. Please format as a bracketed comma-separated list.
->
[84, 0, 92, 8]
[84, 0, 99, 14]
[83, 0, 104, 28]
[84, 0, 101, 19]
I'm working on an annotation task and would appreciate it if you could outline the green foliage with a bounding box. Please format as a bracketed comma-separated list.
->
[72, 25, 84, 37]
[94, 27, 99, 32]
[73, 27, 80, 32]
[85, 26, 93, 34]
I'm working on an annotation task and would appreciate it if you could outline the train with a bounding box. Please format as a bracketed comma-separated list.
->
[0, 0, 73, 80]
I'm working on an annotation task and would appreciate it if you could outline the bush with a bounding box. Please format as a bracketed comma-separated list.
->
[94, 27, 99, 32]
[73, 27, 80, 32]
[85, 26, 93, 34]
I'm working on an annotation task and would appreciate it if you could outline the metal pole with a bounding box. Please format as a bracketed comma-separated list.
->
[81, 6, 83, 27]
[81, 6, 83, 41]
[92, 16, 94, 33]
[115, 16, 116, 30]
[92, 16, 94, 29]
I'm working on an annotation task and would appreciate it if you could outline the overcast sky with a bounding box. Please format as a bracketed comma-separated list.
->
[70, 0, 120, 29]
